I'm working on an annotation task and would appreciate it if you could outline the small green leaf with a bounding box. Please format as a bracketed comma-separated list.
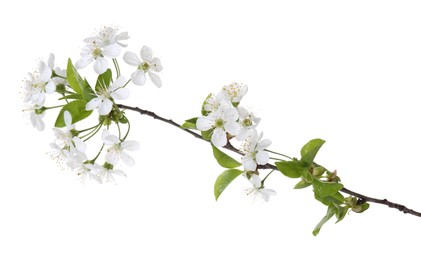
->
[300, 138, 325, 165]
[67, 58, 84, 95]
[333, 204, 348, 223]
[275, 160, 308, 179]
[181, 117, 198, 130]
[82, 78, 95, 101]
[201, 129, 213, 141]
[58, 94, 83, 100]
[294, 179, 312, 189]
[211, 144, 241, 169]
[313, 205, 336, 236]
[95, 69, 112, 93]
[54, 100, 93, 127]
[214, 169, 243, 201]
[312, 178, 344, 198]
[315, 192, 345, 206]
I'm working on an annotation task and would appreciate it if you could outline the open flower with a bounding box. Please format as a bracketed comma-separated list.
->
[244, 174, 277, 202]
[102, 129, 140, 166]
[84, 26, 129, 48]
[236, 106, 261, 141]
[23, 104, 45, 131]
[23, 60, 56, 106]
[76, 42, 121, 74]
[123, 46, 163, 87]
[85, 76, 129, 115]
[52, 111, 86, 153]
[241, 130, 271, 171]
[196, 107, 241, 147]
[220, 82, 248, 104]
[86, 163, 126, 183]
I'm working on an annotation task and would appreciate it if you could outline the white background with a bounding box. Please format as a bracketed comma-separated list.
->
[2, 0, 421, 259]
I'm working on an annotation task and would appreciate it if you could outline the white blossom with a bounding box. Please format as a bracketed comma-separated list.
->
[220, 82, 248, 103]
[84, 26, 129, 48]
[86, 163, 126, 183]
[241, 130, 271, 171]
[23, 60, 56, 105]
[52, 111, 86, 153]
[23, 104, 45, 131]
[76, 42, 121, 74]
[244, 174, 277, 202]
[102, 129, 140, 166]
[236, 106, 261, 141]
[123, 46, 163, 87]
[85, 76, 129, 115]
[196, 107, 241, 147]
[202, 93, 230, 115]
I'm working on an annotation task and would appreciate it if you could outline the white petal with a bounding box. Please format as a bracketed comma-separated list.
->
[32, 92, 45, 106]
[106, 150, 120, 165]
[140, 45, 153, 61]
[94, 57, 108, 74]
[121, 152, 135, 167]
[121, 140, 140, 151]
[103, 44, 121, 58]
[150, 58, 163, 72]
[111, 169, 126, 177]
[148, 72, 162, 88]
[211, 128, 227, 147]
[39, 62, 52, 82]
[260, 189, 277, 202]
[85, 97, 102, 111]
[45, 80, 56, 94]
[48, 53, 55, 69]
[98, 98, 113, 115]
[242, 157, 257, 171]
[75, 57, 92, 69]
[236, 128, 250, 141]
[109, 76, 126, 91]
[257, 139, 272, 150]
[222, 108, 239, 122]
[196, 116, 214, 131]
[256, 151, 269, 165]
[64, 111, 72, 127]
[73, 137, 86, 153]
[131, 70, 146, 86]
[237, 106, 248, 118]
[123, 51, 141, 66]
[249, 174, 262, 188]
[102, 130, 119, 145]
[224, 122, 241, 135]
[111, 88, 130, 100]
[30, 113, 44, 131]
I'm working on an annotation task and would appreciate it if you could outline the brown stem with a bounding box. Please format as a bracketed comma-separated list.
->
[117, 103, 421, 218]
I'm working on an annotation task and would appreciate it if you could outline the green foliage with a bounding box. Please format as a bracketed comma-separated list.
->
[201, 129, 213, 141]
[294, 179, 312, 189]
[300, 138, 325, 165]
[312, 178, 343, 198]
[275, 160, 308, 178]
[95, 69, 112, 92]
[58, 94, 83, 100]
[66, 59, 95, 101]
[313, 205, 336, 236]
[54, 100, 93, 127]
[214, 169, 243, 201]
[211, 144, 241, 169]
[181, 117, 198, 130]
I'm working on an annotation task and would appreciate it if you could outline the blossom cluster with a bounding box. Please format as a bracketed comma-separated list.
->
[195, 83, 276, 201]
[22, 26, 162, 183]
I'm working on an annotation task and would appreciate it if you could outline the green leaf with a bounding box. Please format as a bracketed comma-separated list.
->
[312, 178, 344, 198]
[201, 129, 213, 141]
[314, 192, 345, 206]
[313, 205, 336, 236]
[58, 94, 83, 100]
[66, 59, 95, 101]
[334, 205, 348, 223]
[300, 138, 325, 165]
[211, 144, 241, 169]
[214, 169, 243, 201]
[54, 100, 93, 127]
[181, 117, 198, 130]
[275, 160, 309, 179]
[95, 69, 112, 93]
[294, 179, 312, 189]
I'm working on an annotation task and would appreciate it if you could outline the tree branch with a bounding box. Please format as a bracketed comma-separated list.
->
[117, 103, 421, 218]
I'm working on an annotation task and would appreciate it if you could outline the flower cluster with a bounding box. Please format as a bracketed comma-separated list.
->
[21, 26, 163, 183]
[194, 83, 276, 201]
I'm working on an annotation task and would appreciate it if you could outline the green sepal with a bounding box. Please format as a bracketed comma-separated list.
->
[211, 144, 241, 169]
[313, 204, 336, 236]
[275, 160, 308, 179]
[300, 138, 325, 165]
[214, 169, 243, 201]
[181, 117, 198, 130]
[54, 100, 93, 127]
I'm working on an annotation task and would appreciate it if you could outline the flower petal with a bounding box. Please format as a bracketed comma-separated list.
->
[106, 149, 120, 165]
[48, 53, 55, 69]
[242, 157, 257, 171]
[260, 189, 277, 202]
[75, 57, 92, 69]
[196, 116, 214, 131]
[224, 122, 241, 136]
[98, 98, 113, 115]
[148, 72, 162, 88]
[257, 139, 272, 150]
[85, 97, 102, 111]
[39, 62, 52, 82]
[131, 70, 146, 86]
[109, 76, 126, 91]
[150, 58, 163, 72]
[94, 57, 108, 74]
[121, 152, 135, 167]
[222, 108, 239, 122]
[121, 140, 140, 151]
[256, 151, 269, 165]
[45, 80, 56, 94]
[103, 44, 121, 58]
[211, 128, 227, 147]
[249, 174, 262, 188]
[30, 113, 45, 131]
[64, 111, 72, 127]
[111, 88, 130, 100]
[72, 137, 86, 153]
[123, 51, 141, 66]
[140, 45, 153, 61]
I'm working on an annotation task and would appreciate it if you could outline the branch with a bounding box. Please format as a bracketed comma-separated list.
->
[117, 103, 421, 218]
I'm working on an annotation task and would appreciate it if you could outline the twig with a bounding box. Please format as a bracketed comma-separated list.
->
[117, 103, 421, 218]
